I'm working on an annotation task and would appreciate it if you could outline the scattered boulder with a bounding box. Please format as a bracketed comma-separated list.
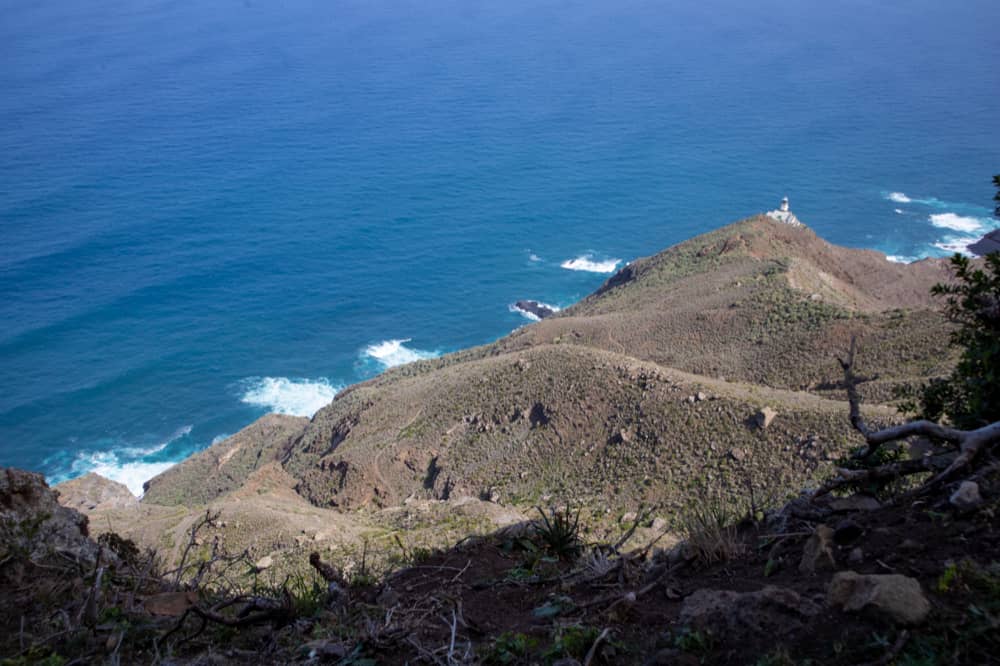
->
[949, 481, 982, 512]
[799, 525, 836, 575]
[754, 407, 778, 429]
[827, 571, 931, 626]
[255, 555, 274, 571]
[679, 586, 820, 641]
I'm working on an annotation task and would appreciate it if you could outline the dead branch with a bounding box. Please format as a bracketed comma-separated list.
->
[611, 504, 656, 554]
[309, 551, 346, 585]
[828, 337, 1000, 494]
[166, 509, 221, 590]
[583, 628, 611, 666]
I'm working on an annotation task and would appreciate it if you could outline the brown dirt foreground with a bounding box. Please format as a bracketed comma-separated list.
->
[342, 470, 1000, 666]
[2, 465, 999, 665]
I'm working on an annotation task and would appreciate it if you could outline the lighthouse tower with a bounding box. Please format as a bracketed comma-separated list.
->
[767, 196, 802, 226]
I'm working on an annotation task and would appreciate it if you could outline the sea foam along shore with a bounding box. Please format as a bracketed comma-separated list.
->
[240, 376, 340, 418]
[882, 191, 998, 260]
[47, 425, 195, 497]
[560, 255, 621, 273]
[363, 339, 440, 369]
[509, 301, 561, 322]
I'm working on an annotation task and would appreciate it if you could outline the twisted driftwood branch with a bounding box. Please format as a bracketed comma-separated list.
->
[815, 337, 1000, 498]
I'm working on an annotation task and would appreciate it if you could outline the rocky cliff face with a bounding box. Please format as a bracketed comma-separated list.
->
[1, 467, 101, 566]
[141, 413, 308, 505]
[55, 472, 138, 513]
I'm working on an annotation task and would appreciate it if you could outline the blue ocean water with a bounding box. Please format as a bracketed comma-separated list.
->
[1, 0, 998, 494]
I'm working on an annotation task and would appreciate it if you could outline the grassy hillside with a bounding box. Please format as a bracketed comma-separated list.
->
[61, 215, 958, 575]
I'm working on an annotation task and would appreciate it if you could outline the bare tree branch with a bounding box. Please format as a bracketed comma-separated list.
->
[817, 337, 1000, 498]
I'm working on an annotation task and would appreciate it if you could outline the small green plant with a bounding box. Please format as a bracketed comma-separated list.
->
[937, 562, 960, 593]
[481, 632, 538, 665]
[672, 627, 714, 655]
[533, 506, 583, 559]
[833, 444, 909, 499]
[543, 625, 601, 661]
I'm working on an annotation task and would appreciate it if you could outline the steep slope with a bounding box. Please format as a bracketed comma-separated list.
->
[142, 413, 308, 505]
[285, 343, 899, 519]
[494, 216, 955, 398]
[278, 216, 953, 517]
[110, 215, 957, 557]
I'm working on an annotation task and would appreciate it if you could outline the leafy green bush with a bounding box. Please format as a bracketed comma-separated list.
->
[914, 252, 1000, 428]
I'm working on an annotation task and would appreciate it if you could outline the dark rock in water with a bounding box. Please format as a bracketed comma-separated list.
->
[969, 229, 1000, 256]
[514, 300, 557, 320]
[594, 263, 637, 297]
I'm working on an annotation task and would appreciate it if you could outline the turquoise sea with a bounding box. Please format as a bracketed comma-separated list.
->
[1, 0, 998, 494]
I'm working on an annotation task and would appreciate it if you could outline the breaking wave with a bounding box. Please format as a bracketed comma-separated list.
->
[886, 191, 912, 203]
[240, 376, 340, 417]
[363, 339, 439, 369]
[933, 236, 982, 256]
[560, 255, 621, 273]
[929, 213, 987, 234]
[46, 424, 194, 497]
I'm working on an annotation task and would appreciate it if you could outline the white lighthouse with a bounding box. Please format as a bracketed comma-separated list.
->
[767, 196, 802, 226]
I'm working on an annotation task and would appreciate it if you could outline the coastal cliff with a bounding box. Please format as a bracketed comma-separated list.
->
[9, 214, 996, 663]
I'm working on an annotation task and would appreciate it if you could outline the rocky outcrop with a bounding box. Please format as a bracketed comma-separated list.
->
[949, 480, 983, 511]
[679, 586, 820, 641]
[513, 300, 558, 320]
[0, 467, 101, 565]
[55, 472, 137, 513]
[827, 571, 931, 625]
[969, 229, 1000, 256]
[142, 413, 309, 505]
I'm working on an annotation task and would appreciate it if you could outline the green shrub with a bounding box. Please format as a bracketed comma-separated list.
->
[533, 506, 583, 559]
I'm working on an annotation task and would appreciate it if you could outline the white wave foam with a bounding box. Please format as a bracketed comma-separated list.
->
[364, 339, 439, 369]
[47, 425, 197, 497]
[886, 192, 912, 203]
[210, 433, 230, 445]
[560, 255, 621, 273]
[240, 377, 339, 417]
[508, 302, 561, 322]
[120, 424, 192, 457]
[885, 255, 915, 264]
[933, 236, 979, 256]
[929, 213, 986, 234]
[529, 254, 542, 262]
[72, 454, 174, 497]
[894, 209, 904, 215]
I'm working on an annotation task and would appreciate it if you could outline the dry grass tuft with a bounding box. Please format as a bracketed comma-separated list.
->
[680, 501, 745, 565]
